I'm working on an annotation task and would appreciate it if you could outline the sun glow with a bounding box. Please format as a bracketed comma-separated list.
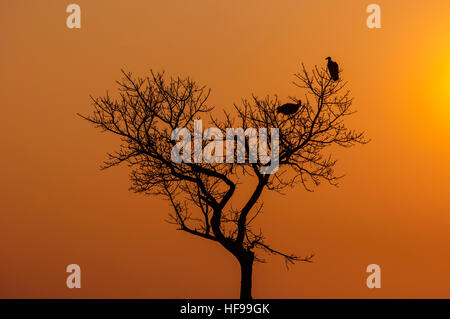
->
[423, 49, 450, 129]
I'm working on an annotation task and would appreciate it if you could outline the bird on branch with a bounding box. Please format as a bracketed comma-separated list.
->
[276, 100, 302, 116]
[326, 56, 339, 81]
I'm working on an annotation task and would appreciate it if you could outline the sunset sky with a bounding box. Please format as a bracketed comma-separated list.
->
[1, 0, 450, 298]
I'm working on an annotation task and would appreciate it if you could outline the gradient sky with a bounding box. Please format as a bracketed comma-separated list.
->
[1, 0, 450, 298]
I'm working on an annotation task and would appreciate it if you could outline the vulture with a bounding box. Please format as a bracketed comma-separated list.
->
[277, 100, 301, 116]
[326, 57, 339, 81]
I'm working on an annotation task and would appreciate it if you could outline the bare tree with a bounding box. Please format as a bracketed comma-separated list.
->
[79, 63, 367, 299]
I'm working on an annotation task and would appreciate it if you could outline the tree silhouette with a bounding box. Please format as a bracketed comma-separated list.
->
[79, 63, 367, 299]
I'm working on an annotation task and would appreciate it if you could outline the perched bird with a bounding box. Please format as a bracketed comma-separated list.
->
[277, 100, 301, 115]
[326, 57, 339, 81]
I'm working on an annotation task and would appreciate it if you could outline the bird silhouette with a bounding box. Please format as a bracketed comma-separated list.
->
[326, 57, 339, 81]
[277, 100, 301, 115]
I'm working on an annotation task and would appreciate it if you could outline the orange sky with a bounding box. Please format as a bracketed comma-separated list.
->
[1, 0, 450, 298]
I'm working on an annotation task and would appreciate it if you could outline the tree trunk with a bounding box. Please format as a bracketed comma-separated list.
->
[239, 253, 254, 300]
